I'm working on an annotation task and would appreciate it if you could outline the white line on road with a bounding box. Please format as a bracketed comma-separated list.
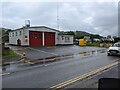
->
[0, 73, 10, 76]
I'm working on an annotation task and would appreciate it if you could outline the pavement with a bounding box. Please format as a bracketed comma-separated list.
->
[2, 51, 120, 88]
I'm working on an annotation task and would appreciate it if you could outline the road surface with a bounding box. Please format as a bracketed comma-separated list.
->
[64, 64, 119, 89]
[2, 51, 120, 88]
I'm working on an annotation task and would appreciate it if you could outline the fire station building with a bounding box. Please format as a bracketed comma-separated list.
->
[9, 26, 73, 46]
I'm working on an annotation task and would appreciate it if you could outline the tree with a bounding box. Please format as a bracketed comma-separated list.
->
[113, 37, 120, 43]
[66, 31, 75, 35]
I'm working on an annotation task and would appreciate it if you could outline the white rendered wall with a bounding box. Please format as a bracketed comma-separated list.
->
[57, 35, 73, 45]
[9, 27, 59, 46]
[22, 29, 29, 46]
[9, 30, 24, 45]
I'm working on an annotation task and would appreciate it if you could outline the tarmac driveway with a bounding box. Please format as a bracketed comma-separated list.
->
[33, 45, 106, 55]
[8, 45, 106, 60]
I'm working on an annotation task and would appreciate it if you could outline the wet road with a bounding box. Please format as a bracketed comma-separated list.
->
[64, 64, 119, 89]
[2, 52, 120, 88]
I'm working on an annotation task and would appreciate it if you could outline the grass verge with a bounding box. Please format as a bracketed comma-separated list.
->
[1, 49, 19, 59]
[86, 42, 100, 47]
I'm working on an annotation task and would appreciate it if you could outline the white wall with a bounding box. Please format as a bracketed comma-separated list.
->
[55, 32, 59, 45]
[9, 30, 24, 45]
[9, 27, 59, 46]
[57, 35, 73, 45]
[22, 29, 29, 46]
[9, 29, 30, 46]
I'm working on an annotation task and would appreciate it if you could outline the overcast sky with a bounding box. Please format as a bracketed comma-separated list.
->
[1, 0, 119, 36]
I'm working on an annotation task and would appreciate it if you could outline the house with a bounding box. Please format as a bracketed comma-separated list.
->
[84, 36, 91, 43]
[9, 26, 73, 46]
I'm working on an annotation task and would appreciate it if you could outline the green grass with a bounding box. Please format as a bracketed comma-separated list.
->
[86, 42, 100, 47]
[1, 49, 19, 59]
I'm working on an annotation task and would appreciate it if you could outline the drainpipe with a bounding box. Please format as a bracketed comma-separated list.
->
[42, 32, 44, 46]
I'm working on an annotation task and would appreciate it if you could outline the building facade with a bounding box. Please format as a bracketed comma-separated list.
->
[9, 26, 73, 46]
[57, 35, 73, 45]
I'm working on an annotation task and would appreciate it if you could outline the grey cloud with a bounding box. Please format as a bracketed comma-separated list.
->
[1, 1, 118, 36]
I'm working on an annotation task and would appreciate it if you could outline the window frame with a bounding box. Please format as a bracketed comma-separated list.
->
[12, 32, 14, 37]
[19, 31, 22, 35]
[16, 31, 17, 36]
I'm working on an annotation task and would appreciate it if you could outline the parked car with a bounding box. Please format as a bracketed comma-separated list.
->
[107, 42, 120, 56]
[75, 39, 79, 45]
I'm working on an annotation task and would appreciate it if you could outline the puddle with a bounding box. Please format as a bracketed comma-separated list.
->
[2, 62, 30, 73]
[2, 49, 107, 73]
[77, 49, 106, 57]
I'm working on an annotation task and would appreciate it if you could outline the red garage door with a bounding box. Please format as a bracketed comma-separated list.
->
[44, 32, 55, 46]
[29, 31, 42, 46]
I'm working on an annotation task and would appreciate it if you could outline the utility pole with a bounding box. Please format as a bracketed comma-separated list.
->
[57, 3, 59, 30]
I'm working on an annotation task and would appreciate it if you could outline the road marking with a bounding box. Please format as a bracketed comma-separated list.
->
[48, 60, 120, 90]
[0, 59, 24, 66]
[24, 60, 34, 65]
[0, 73, 10, 76]
[27, 47, 58, 55]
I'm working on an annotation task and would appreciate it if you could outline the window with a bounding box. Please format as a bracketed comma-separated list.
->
[16, 32, 17, 36]
[12, 32, 14, 37]
[113, 43, 120, 47]
[65, 37, 70, 42]
[19, 31, 22, 35]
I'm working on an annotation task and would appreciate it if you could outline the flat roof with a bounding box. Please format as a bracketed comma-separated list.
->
[10, 26, 60, 32]
[58, 34, 73, 36]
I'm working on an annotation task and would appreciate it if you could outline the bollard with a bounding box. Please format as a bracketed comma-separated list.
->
[22, 52, 27, 58]
[21, 52, 27, 63]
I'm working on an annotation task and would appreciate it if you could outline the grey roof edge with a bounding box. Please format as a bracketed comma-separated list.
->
[10, 26, 60, 32]
[58, 34, 73, 36]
